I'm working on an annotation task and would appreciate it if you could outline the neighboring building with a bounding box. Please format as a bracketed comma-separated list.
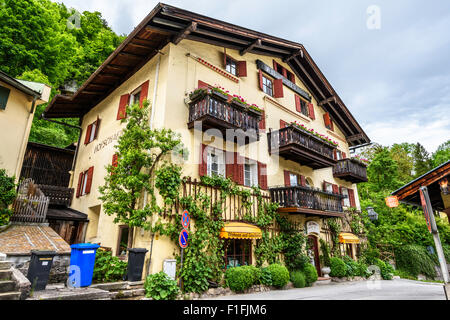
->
[43, 4, 370, 277]
[0, 71, 51, 181]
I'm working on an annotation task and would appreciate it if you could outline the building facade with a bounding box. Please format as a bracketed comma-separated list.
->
[44, 4, 370, 278]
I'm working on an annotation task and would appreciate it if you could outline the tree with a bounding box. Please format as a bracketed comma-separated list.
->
[431, 140, 450, 167]
[389, 143, 414, 184]
[98, 100, 185, 249]
[412, 143, 433, 178]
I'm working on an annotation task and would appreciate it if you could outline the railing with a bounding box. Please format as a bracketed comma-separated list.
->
[188, 92, 260, 136]
[333, 158, 368, 182]
[270, 185, 344, 213]
[11, 179, 49, 223]
[268, 125, 336, 161]
[37, 185, 74, 206]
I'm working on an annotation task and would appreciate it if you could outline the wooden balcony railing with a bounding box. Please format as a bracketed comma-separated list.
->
[333, 158, 368, 183]
[270, 185, 344, 216]
[268, 125, 337, 169]
[188, 91, 260, 144]
[37, 185, 74, 206]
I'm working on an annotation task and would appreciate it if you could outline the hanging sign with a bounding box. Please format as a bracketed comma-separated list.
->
[385, 196, 399, 208]
[181, 210, 190, 229]
[179, 229, 189, 249]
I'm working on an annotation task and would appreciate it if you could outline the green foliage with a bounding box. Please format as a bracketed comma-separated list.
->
[374, 258, 394, 280]
[144, 271, 180, 300]
[0, 169, 16, 226]
[266, 264, 289, 288]
[326, 218, 341, 256]
[254, 231, 283, 267]
[431, 140, 450, 167]
[289, 270, 306, 288]
[225, 266, 256, 292]
[92, 249, 127, 283]
[258, 267, 272, 286]
[412, 143, 433, 178]
[394, 245, 437, 278]
[342, 256, 359, 277]
[155, 164, 182, 205]
[319, 238, 331, 267]
[302, 263, 318, 286]
[329, 257, 347, 278]
[279, 231, 308, 271]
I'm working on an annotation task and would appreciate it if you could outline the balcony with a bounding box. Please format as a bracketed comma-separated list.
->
[187, 90, 260, 144]
[267, 125, 337, 169]
[38, 184, 74, 206]
[270, 185, 344, 217]
[333, 158, 368, 183]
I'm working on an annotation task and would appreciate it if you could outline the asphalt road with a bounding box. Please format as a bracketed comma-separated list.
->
[206, 279, 447, 300]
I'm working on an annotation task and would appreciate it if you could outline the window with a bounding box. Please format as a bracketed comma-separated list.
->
[341, 187, 351, 207]
[225, 239, 251, 268]
[84, 117, 101, 145]
[117, 225, 129, 257]
[290, 173, 298, 186]
[130, 88, 141, 106]
[225, 56, 237, 76]
[273, 60, 295, 83]
[244, 159, 258, 187]
[323, 182, 333, 193]
[336, 150, 343, 160]
[207, 149, 225, 177]
[262, 74, 273, 96]
[77, 167, 94, 198]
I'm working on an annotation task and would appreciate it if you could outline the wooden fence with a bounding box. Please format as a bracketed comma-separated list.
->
[11, 179, 49, 223]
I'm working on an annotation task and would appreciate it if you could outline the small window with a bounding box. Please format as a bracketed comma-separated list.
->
[225, 56, 238, 76]
[300, 99, 308, 117]
[262, 75, 273, 96]
[207, 149, 225, 178]
[117, 225, 129, 257]
[131, 88, 141, 106]
[341, 187, 350, 207]
[89, 122, 97, 143]
[290, 173, 298, 186]
[225, 239, 252, 268]
[244, 160, 258, 187]
[336, 150, 343, 160]
[81, 170, 89, 196]
[324, 182, 333, 193]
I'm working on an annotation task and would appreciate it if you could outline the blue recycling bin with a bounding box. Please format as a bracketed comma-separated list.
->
[68, 243, 100, 287]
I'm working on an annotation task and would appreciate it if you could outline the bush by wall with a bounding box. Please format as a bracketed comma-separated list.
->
[225, 266, 256, 292]
[0, 169, 16, 226]
[302, 263, 318, 286]
[144, 271, 180, 300]
[290, 270, 306, 288]
[329, 257, 347, 277]
[259, 267, 272, 286]
[395, 245, 437, 279]
[266, 264, 290, 288]
[93, 249, 128, 283]
[374, 258, 394, 280]
[342, 256, 359, 277]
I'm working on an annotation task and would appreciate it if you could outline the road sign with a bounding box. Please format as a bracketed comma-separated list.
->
[181, 210, 190, 229]
[179, 229, 189, 249]
[385, 196, 399, 208]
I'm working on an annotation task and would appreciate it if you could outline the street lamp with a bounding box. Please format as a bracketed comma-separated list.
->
[367, 207, 378, 221]
[439, 178, 449, 195]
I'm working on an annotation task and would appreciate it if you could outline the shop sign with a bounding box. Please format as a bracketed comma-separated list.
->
[385, 196, 399, 208]
[306, 221, 320, 235]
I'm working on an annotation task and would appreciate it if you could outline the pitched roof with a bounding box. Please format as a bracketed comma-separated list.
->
[43, 2, 370, 146]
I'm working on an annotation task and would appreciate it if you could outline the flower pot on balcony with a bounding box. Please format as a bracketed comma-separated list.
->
[211, 89, 229, 102]
[189, 89, 207, 103]
[247, 107, 262, 120]
[230, 99, 248, 112]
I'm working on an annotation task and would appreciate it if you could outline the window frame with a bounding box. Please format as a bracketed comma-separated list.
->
[130, 87, 142, 106]
[225, 55, 238, 76]
[289, 173, 298, 187]
[341, 187, 351, 208]
[207, 148, 226, 178]
[224, 239, 252, 268]
[262, 74, 274, 97]
[324, 181, 333, 194]
[243, 159, 258, 187]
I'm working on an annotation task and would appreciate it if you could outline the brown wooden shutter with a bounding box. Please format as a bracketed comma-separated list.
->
[76, 172, 84, 198]
[112, 154, 118, 167]
[323, 112, 332, 129]
[236, 153, 244, 185]
[333, 149, 337, 160]
[117, 94, 130, 120]
[284, 170, 291, 186]
[322, 181, 328, 192]
[139, 80, 150, 108]
[238, 61, 247, 77]
[289, 72, 295, 84]
[94, 117, 101, 140]
[84, 124, 92, 145]
[259, 110, 266, 130]
[295, 95, 301, 112]
[258, 69, 264, 91]
[85, 167, 94, 194]
[348, 189, 356, 208]
[258, 162, 268, 190]
[330, 119, 334, 131]
[223, 48, 227, 68]
[342, 152, 347, 159]
[273, 79, 284, 98]
[280, 120, 287, 128]
[199, 144, 207, 176]
[332, 184, 339, 194]
[273, 60, 278, 71]
[308, 103, 315, 120]
[225, 151, 235, 182]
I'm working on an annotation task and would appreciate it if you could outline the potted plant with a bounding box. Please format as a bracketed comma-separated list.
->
[247, 104, 263, 119]
[210, 85, 229, 102]
[188, 88, 207, 102]
[230, 95, 248, 111]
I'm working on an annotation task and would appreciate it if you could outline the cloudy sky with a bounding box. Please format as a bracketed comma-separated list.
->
[58, 0, 450, 153]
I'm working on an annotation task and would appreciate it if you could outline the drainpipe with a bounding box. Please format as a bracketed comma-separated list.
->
[40, 113, 82, 188]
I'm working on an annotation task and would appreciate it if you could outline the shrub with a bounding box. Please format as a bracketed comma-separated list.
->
[302, 264, 318, 286]
[319, 239, 331, 267]
[395, 245, 437, 278]
[266, 264, 290, 288]
[342, 256, 359, 277]
[360, 246, 380, 265]
[330, 257, 347, 278]
[0, 169, 16, 226]
[259, 267, 272, 286]
[144, 271, 179, 300]
[225, 266, 255, 292]
[290, 270, 306, 288]
[93, 249, 128, 283]
[374, 258, 394, 280]
[355, 261, 371, 278]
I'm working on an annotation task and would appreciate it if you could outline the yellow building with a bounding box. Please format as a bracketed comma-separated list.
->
[44, 4, 370, 278]
[0, 71, 51, 180]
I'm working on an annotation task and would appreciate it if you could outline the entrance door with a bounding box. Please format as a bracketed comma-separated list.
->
[307, 235, 321, 277]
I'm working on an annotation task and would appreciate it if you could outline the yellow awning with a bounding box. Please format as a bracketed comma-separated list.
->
[339, 233, 360, 244]
[219, 222, 262, 239]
